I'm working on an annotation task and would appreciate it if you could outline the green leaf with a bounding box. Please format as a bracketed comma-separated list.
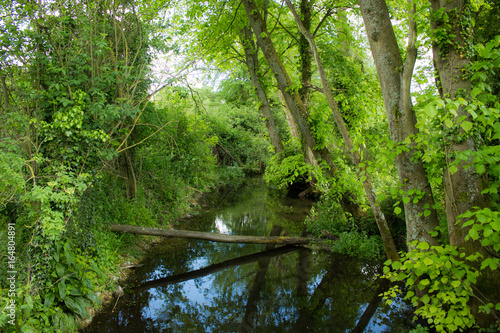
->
[417, 242, 430, 250]
[64, 297, 87, 318]
[56, 263, 65, 278]
[449, 165, 458, 175]
[64, 243, 74, 266]
[471, 87, 481, 98]
[460, 121, 473, 132]
[21, 325, 37, 333]
[86, 292, 101, 305]
[451, 280, 461, 288]
[394, 207, 402, 215]
[445, 118, 454, 128]
[491, 220, 500, 231]
[44, 293, 56, 308]
[69, 288, 83, 296]
[424, 103, 437, 118]
[423, 257, 434, 266]
[419, 279, 430, 286]
[469, 228, 479, 241]
[58, 279, 67, 300]
[392, 261, 402, 270]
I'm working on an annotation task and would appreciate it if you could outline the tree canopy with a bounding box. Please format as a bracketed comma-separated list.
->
[0, 0, 499, 332]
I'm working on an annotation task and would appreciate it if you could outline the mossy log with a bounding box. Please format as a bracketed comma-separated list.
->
[109, 224, 313, 245]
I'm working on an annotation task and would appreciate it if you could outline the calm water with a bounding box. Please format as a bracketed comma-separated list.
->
[85, 178, 412, 332]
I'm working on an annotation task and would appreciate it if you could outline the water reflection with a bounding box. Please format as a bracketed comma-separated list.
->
[84, 178, 412, 332]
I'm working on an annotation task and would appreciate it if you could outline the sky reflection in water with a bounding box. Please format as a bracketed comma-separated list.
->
[85, 179, 412, 332]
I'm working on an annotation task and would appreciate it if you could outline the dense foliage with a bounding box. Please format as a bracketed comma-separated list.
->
[0, 0, 499, 332]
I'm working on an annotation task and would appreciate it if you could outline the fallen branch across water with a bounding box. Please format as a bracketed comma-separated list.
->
[109, 224, 313, 245]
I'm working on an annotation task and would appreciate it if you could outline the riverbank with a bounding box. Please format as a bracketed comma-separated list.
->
[81, 178, 415, 332]
[77, 192, 208, 331]
[77, 234, 164, 331]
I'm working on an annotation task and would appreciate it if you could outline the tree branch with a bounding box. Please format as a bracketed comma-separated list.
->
[313, 7, 333, 37]
[400, 0, 417, 117]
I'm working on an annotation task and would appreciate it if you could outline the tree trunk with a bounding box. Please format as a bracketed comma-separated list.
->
[0, 73, 8, 111]
[286, 0, 399, 261]
[429, 0, 489, 254]
[109, 224, 313, 245]
[239, 26, 284, 155]
[242, 0, 367, 219]
[241, 0, 331, 172]
[120, 148, 137, 199]
[298, 0, 312, 111]
[277, 90, 317, 166]
[358, 0, 440, 247]
[277, 91, 301, 140]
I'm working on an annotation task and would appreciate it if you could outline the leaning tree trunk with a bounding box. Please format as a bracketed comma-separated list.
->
[241, 0, 331, 172]
[358, 0, 440, 247]
[277, 90, 318, 166]
[239, 26, 284, 155]
[242, 0, 368, 219]
[429, 0, 489, 254]
[286, 0, 399, 261]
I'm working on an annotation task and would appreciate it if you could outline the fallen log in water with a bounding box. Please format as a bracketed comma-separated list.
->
[109, 224, 313, 245]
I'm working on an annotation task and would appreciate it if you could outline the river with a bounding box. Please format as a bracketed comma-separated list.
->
[84, 177, 412, 332]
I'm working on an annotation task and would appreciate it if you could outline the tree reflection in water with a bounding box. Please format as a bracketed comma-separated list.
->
[84, 178, 412, 332]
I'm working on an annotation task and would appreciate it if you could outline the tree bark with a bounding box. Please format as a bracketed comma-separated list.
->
[109, 224, 313, 245]
[242, 0, 367, 219]
[277, 91, 301, 140]
[358, 0, 440, 247]
[277, 90, 317, 166]
[429, 0, 489, 253]
[286, 0, 399, 261]
[241, 0, 334, 173]
[298, 0, 312, 111]
[120, 148, 137, 199]
[239, 26, 284, 155]
[0, 73, 8, 111]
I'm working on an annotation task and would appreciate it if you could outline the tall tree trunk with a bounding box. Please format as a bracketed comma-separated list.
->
[239, 26, 284, 155]
[277, 91, 301, 142]
[298, 0, 312, 111]
[295, 0, 317, 168]
[278, 90, 318, 167]
[286, 0, 399, 261]
[358, 0, 440, 247]
[241, 0, 332, 173]
[242, 0, 367, 219]
[429, 0, 489, 254]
